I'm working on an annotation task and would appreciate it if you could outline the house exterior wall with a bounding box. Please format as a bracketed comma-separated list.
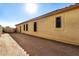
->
[0, 25, 3, 35]
[16, 7, 79, 45]
[3, 27, 15, 33]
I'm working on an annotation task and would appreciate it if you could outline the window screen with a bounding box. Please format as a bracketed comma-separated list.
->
[34, 22, 37, 32]
[56, 17, 61, 28]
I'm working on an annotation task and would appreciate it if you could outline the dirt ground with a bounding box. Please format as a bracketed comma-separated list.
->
[10, 33, 79, 56]
[0, 33, 28, 56]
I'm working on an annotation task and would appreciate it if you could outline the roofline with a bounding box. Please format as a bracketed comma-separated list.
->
[16, 3, 79, 26]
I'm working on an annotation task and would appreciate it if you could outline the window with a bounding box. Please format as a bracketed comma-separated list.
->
[26, 24, 28, 31]
[34, 22, 37, 32]
[20, 26, 21, 32]
[23, 24, 25, 31]
[56, 17, 61, 28]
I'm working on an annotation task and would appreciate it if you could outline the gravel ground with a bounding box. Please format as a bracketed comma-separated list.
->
[0, 33, 29, 56]
[10, 33, 79, 56]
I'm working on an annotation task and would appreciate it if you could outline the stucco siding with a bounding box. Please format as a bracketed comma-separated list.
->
[16, 7, 79, 45]
[0, 25, 3, 35]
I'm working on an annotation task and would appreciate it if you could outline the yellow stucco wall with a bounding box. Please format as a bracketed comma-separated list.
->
[0, 25, 3, 35]
[16, 7, 79, 45]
